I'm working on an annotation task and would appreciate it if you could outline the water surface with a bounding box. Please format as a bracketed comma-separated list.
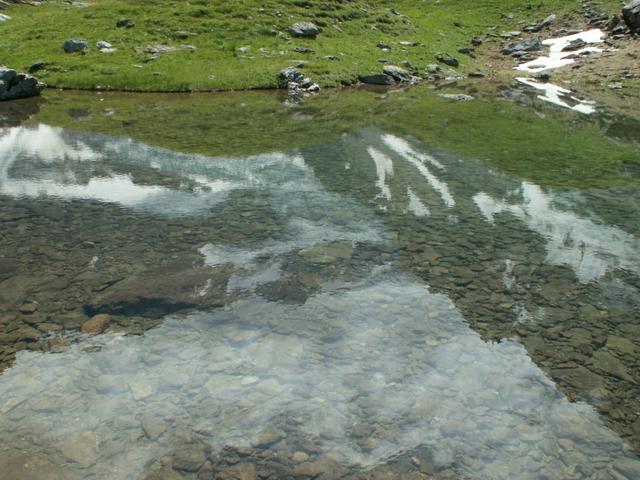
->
[0, 87, 639, 479]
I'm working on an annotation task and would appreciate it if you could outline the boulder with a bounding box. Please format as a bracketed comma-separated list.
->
[0, 67, 45, 101]
[502, 37, 543, 55]
[277, 67, 304, 87]
[623, 0, 640, 32]
[359, 73, 395, 85]
[288, 22, 320, 38]
[524, 14, 556, 32]
[435, 53, 459, 67]
[382, 65, 414, 82]
[63, 39, 88, 53]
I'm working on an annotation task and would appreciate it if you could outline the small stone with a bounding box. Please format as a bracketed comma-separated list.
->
[292, 451, 309, 463]
[63, 39, 88, 53]
[216, 463, 257, 480]
[19, 302, 37, 314]
[27, 62, 48, 74]
[81, 314, 110, 334]
[471, 36, 483, 46]
[116, 18, 134, 28]
[288, 22, 320, 39]
[172, 447, 206, 472]
[468, 70, 485, 78]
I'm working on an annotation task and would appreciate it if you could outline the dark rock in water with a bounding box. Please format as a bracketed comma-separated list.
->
[383, 65, 415, 82]
[502, 37, 543, 55]
[623, 0, 640, 32]
[277, 67, 304, 87]
[0, 67, 45, 101]
[471, 36, 483, 46]
[63, 39, 88, 53]
[85, 257, 235, 318]
[288, 22, 320, 38]
[116, 18, 134, 28]
[562, 38, 587, 51]
[27, 61, 48, 74]
[359, 73, 395, 85]
[435, 53, 459, 67]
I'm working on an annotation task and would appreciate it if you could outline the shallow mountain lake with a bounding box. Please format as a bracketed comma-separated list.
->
[0, 85, 639, 480]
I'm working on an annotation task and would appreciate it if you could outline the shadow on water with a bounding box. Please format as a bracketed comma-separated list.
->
[0, 86, 639, 479]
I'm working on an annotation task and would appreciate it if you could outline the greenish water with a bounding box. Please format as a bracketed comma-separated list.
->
[0, 87, 639, 480]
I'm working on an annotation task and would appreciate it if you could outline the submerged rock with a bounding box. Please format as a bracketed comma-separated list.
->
[288, 22, 320, 38]
[81, 314, 110, 335]
[623, 0, 640, 31]
[85, 257, 235, 318]
[0, 68, 45, 101]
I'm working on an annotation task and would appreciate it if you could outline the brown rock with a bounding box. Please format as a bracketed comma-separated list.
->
[81, 314, 110, 334]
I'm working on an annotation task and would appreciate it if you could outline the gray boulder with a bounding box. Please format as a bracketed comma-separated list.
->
[623, 0, 640, 32]
[0, 67, 45, 101]
[502, 37, 543, 55]
[288, 22, 320, 38]
[383, 65, 413, 82]
[63, 39, 88, 53]
[277, 67, 304, 87]
[359, 74, 395, 85]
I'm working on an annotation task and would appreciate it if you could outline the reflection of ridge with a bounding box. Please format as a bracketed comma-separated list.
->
[367, 146, 394, 201]
[379, 133, 455, 208]
[474, 182, 640, 283]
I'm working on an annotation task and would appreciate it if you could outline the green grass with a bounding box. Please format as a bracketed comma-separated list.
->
[0, 0, 621, 91]
[29, 86, 640, 189]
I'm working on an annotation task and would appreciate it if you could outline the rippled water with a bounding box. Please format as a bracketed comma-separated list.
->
[0, 90, 639, 480]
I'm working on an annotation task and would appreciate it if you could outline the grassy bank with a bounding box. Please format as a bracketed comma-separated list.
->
[0, 0, 620, 91]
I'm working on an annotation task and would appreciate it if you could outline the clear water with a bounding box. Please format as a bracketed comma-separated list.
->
[0, 89, 639, 480]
